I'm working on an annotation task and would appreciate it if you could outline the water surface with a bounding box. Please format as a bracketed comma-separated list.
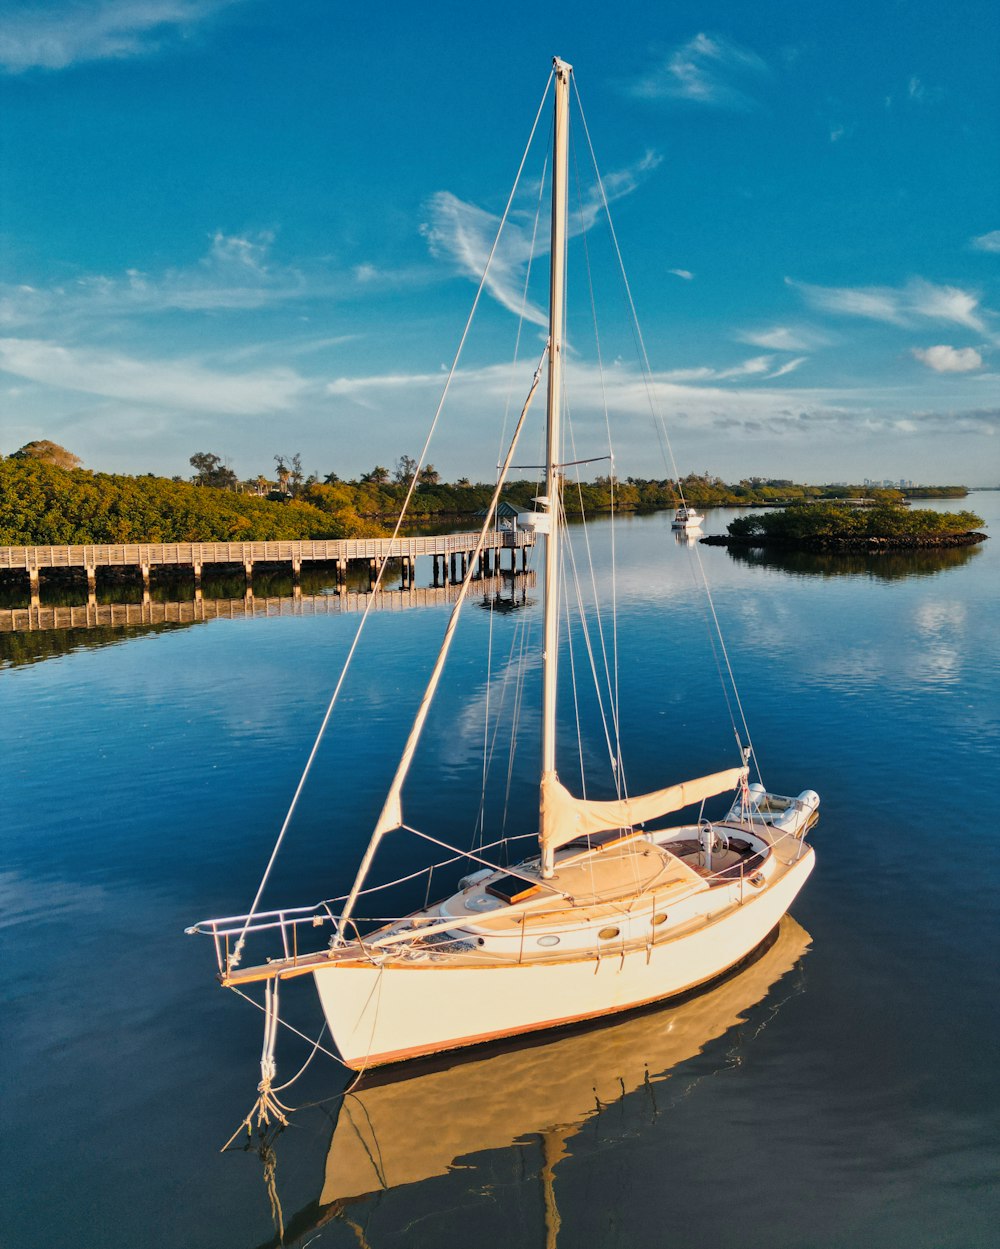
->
[2, 495, 998, 1248]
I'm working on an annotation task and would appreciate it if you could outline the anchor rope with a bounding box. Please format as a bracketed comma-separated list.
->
[222, 982, 375, 1149]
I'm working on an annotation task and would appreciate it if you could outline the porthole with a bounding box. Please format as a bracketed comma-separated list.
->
[651, 913, 668, 926]
[598, 926, 620, 940]
[537, 935, 560, 947]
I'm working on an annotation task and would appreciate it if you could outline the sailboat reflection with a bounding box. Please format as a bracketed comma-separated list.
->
[257, 916, 810, 1246]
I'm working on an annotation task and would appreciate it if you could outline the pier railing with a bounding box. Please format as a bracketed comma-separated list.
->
[0, 530, 533, 571]
[0, 530, 535, 596]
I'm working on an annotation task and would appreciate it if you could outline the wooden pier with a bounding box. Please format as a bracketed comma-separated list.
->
[0, 531, 534, 604]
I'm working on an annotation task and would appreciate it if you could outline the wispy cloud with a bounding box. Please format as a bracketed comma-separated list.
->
[421, 152, 661, 323]
[620, 354, 805, 384]
[912, 345, 984, 373]
[906, 75, 945, 106]
[324, 358, 999, 455]
[421, 192, 546, 325]
[630, 34, 769, 110]
[0, 337, 307, 413]
[737, 324, 830, 351]
[789, 277, 991, 333]
[972, 230, 1000, 253]
[788, 279, 908, 325]
[668, 268, 694, 281]
[767, 356, 808, 379]
[0, 231, 348, 329]
[0, 1, 240, 74]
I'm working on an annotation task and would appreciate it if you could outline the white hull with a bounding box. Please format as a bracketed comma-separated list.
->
[671, 508, 704, 529]
[314, 844, 814, 1069]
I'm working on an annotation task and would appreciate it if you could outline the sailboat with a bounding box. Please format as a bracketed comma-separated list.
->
[188, 57, 818, 1076]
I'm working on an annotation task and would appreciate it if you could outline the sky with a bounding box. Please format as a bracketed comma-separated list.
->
[0, 0, 997, 486]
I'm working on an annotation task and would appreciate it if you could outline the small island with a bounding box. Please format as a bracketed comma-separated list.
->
[701, 501, 988, 552]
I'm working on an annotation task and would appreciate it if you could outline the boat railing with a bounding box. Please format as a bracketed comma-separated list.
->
[186, 901, 345, 974]
[186, 830, 541, 972]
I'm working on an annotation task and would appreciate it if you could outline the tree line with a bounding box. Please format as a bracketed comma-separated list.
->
[0, 440, 972, 547]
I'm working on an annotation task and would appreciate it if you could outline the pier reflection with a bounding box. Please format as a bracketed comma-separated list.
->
[723, 543, 982, 580]
[249, 916, 811, 1248]
[0, 573, 535, 667]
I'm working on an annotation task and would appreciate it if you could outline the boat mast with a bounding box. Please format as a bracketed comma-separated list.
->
[540, 56, 571, 879]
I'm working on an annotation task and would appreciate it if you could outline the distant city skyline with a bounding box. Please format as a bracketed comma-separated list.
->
[1, 1, 997, 486]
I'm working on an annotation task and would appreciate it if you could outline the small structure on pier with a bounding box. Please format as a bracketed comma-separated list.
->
[476, 500, 523, 531]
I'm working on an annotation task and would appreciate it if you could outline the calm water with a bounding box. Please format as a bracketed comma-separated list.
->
[2, 496, 998, 1249]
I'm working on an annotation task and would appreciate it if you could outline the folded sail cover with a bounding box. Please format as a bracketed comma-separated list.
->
[540, 766, 748, 854]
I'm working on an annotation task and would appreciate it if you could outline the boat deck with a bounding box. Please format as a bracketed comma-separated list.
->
[216, 823, 812, 986]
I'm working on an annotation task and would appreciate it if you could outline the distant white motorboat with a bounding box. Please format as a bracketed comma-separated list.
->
[188, 56, 818, 1085]
[671, 505, 704, 529]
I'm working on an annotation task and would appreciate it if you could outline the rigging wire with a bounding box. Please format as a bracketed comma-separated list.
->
[500, 606, 534, 849]
[334, 348, 548, 943]
[571, 74, 757, 777]
[562, 553, 588, 795]
[565, 424, 625, 794]
[476, 607, 536, 851]
[571, 114, 624, 785]
[231, 68, 557, 964]
[558, 486, 621, 785]
[479, 137, 550, 850]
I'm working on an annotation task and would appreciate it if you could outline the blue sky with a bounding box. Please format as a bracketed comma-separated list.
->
[0, 0, 997, 485]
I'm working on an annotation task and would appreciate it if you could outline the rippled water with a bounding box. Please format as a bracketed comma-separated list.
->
[2, 496, 998, 1248]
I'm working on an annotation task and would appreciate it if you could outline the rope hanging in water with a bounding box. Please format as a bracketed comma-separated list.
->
[222, 980, 293, 1150]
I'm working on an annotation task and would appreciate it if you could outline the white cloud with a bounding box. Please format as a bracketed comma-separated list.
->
[972, 230, 1000, 253]
[322, 358, 999, 462]
[737, 325, 828, 351]
[716, 356, 772, 379]
[908, 280, 985, 331]
[0, 337, 306, 413]
[905, 75, 943, 106]
[766, 356, 808, 379]
[421, 152, 661, 323]
[0, 232, 323, 329]
[630, 33, 768, 110]
[788, 279, 908, 325]
[789, 277, 990, 332]
[654, 356, 775, 383]
[0, 1, 240, 74]
[668, 269, 694, 280]
[912, 345, 983, 373]
[422, 191, 546, 326]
